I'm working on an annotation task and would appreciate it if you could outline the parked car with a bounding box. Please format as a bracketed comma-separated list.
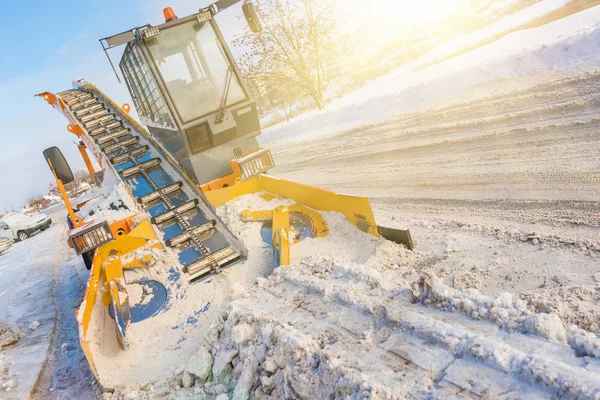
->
[0, 236, 13, 254]
[0, 212, 52, 242]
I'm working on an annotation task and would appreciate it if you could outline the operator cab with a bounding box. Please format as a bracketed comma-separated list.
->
[101, 6, 262, 184]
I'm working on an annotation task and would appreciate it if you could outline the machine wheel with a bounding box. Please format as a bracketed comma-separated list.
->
[17, 231, 29, 241]
[82, 251, 94, 270]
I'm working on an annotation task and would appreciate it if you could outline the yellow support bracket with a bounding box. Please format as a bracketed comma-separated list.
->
[240, 209, 273, 222]
[272, 206, 290, 266]
[240, 206, 291, 266]
[207, 175, 379, 237]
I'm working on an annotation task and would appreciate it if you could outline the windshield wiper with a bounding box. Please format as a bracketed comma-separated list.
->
[215, 67, 233, 124]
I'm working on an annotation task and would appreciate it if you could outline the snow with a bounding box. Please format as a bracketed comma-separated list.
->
[5, 3, 600, 399]
[184, 346, 213, 382]
[260, 3, 600, 146]
[228, 282, 245, 300]
[104, 187, 600, 398]
[414, 0, 572, 69]
[0, 217, 75, 399]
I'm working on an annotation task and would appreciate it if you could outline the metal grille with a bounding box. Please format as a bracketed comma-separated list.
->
[237, 149, 275, 180]
[120, 42, 173, 128]
[69, 221, 115, 255]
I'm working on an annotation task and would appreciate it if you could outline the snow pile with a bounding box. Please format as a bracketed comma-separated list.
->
[567, 326, 600, 358]
[2, 380, 17, 392]
[519, 286, 600, 333]
[78, 181, 139, 224]
[414, 271, 575, 342]
[393, 309, 600, 398]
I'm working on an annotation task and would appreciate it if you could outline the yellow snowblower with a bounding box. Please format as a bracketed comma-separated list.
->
[37, 2, 412, 388]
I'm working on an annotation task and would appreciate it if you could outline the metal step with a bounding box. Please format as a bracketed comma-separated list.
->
[151, 199, 198, 225]
[69, 97, 97, 110]
[102, 136, 139, 153]
[84, 114, 114, 129]
[59, 89, 243, 282]
[96, 128, 130, 144]
[137, 182, 183, 205]
[80, 108, 110, 123]
[111, 145, 150, 165]
[166, 220, 216, 247]
[89, 121, 123, 136]
[121, 158, 161, 178]
[75, 103, 104, 116]
[61, 92, 93, 104]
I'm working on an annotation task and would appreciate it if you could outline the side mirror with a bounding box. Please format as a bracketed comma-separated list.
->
[43, 146, 74, 184]
[242, 2, 262, 33]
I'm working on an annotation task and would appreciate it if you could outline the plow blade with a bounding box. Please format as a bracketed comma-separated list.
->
[206, 174, 414, 250]
[205, 174, 381, 237]
[377, 226, 413, 250]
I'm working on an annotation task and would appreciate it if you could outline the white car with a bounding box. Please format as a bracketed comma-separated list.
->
[0, 236, 13, 254]
[0, 212, 52, 242]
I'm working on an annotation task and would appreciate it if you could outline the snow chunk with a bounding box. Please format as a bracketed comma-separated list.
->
[393, 288, 416, 304]
[568, 325, 600, 358]
[0, 322, 20, 348]
[2, 380, 17, 391]
[29, 321, 40, 330]
[185, 345, 213, 382]
[493, 292, 513, 308]
[212, 383, 228, 395]
[524, 313, 567, 343]
[122, 390, 138, 399]
[229, 282, 246, 300]
[182, 371, 194, 389]
[213, 349, 239, 380]
[231, 323, 256, 346]
[232, 358, 257, 400]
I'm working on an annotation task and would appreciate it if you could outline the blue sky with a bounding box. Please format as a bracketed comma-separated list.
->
[0, 0, 244, 211]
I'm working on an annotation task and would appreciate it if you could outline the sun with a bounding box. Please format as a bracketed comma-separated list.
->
[335, 0, 470, 28]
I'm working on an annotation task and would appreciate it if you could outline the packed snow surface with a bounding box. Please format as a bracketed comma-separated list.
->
[7, 3, 600, 399]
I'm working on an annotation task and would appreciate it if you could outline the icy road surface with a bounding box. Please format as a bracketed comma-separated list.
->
[0, 207, 98, 399]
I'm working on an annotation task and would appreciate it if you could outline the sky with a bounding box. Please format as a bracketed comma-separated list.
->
[0, 0, 245, 211]
[0, 0, 459, 211]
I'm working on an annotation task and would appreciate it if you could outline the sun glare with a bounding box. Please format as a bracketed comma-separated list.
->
[337, 0, 468, 26]
[333, 0, 473, 57]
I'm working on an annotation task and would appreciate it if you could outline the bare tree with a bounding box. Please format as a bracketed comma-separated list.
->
[47, 169, 93, 199]
[25, 194, 47, 212]
[48, 182, 60, 197]
[234, 0, 342, 110]
[268, 81, 301, 122]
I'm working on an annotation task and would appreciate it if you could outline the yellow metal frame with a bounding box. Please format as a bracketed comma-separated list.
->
[207, 175, 380, 237]
[240, 203, 329, 266]
[45, 157, 84, 228]
[272, 206, 290, 265]
[76, 141, 96, 176]
[241, 203, 329, 242]
[76, 220, 163, 376]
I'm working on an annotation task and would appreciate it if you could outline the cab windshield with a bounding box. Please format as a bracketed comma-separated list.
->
[146, 20, 247, 124]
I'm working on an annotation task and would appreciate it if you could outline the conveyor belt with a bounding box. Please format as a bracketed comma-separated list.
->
[59, 89, 243, 282]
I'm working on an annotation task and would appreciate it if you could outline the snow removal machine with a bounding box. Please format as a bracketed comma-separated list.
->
[37, 2, 413, 388]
